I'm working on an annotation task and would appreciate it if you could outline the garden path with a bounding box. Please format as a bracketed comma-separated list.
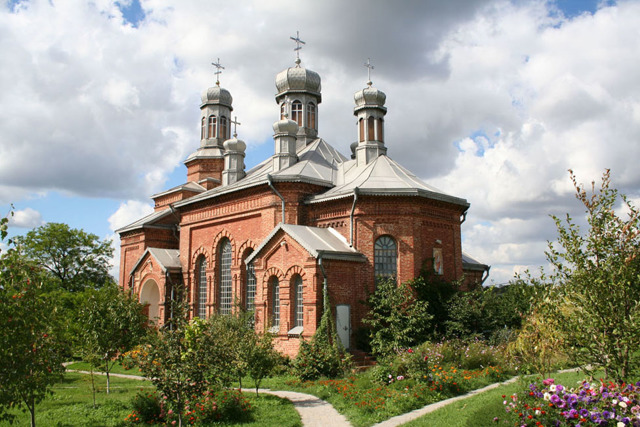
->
[258, 389, 351, 427]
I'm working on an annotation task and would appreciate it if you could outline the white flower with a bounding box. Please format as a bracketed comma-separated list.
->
[617, 422, 625, 427]
[549, 385, 557, 392]
[620, 401, 628, 408]
[543, 392, 551, 401]
[613, 399, 618, 405]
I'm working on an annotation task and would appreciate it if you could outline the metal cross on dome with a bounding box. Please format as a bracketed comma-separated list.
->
[364, 58, 374, 86]
[290, 31, 305, 64]
[211, 58, 224, 85]
[230, 116, 241, 137]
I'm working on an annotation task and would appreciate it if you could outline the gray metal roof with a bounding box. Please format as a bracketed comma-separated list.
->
[116, 209, 174, 234]
[174, 138, 345, 208]
[129, 248, 181, 276]
[150, 181, 205, 199]
[308, 155, 469, 207]
[462, 251, 490, 270]
[246, 223, 367, 264]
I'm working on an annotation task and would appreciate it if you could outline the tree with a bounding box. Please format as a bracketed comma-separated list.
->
[363, 278, 433, 357]
[546, 169, 640, 380]
[0, 211, 66, 427]
[248, 332, 279, 396]
[78, 283, 148, 394]
[14, 223, 114, 292]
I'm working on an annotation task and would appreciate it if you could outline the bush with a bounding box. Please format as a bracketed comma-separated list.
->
[126, 391, 165, 424]
[185, 389, 251, 424]
[294, 338, 347, 381]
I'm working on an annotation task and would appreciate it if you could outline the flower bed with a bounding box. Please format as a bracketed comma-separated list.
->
[498, 378, 640, 426]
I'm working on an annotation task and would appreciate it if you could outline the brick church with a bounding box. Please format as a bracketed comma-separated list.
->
[117, 46, 489, 356]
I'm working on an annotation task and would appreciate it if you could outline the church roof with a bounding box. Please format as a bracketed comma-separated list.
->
[462, 251, 490, 271]
[307, 154, 469, 207]
[129, 247, 181, 276]
[174, 138, 345, 208]
[116, 209, 174, 234]
[150, 181, 205, 199]
[246, 223, 367, 264]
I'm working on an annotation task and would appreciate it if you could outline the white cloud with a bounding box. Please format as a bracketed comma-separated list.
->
[8, 207, 44, 228]
[108, 200, 154, 232]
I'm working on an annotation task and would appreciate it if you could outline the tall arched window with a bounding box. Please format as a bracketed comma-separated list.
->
[306, 102, 316, 130]
[374, 235, 397, 285]
[270, 276, 280, 330]
[220, 116, 228, 141]
[218, 239, 232, 315]
[293, 275, 303, 328]
[359, 118, 365, 142]
[244, 249, 256, 312]
[280, 103, 286, 120]
[291, 100, 303, 126]
[367, 116, 375, 141]
[377, 118, 384, 143]
[201, 117, 206, 140]
[208, 115, 217, 139]
[196, 256, 207, 318]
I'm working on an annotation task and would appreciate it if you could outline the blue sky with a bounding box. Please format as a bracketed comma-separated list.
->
[2, 0, 639, 284]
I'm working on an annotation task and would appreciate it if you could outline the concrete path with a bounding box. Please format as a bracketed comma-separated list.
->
[259, 389, 351, 427]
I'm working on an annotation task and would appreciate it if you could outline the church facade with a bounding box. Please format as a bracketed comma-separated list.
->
[117, 53, 489, 356]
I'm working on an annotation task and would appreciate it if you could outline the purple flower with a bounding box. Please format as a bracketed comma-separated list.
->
[550, 394, 561, 405]
[556, 384, 564, 393]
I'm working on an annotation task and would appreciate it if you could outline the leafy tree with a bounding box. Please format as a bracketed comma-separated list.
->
[545, 169, 640, 380]
[78, 283, 148, 393]
[14, 223, 114, 292]
[247, 332, 279, 396]
[0, 211, 66, 427]
[363, 278, 433, 357]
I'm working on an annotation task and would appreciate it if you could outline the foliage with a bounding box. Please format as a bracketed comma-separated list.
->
[445, 281, 539, 342]
[127, 391, 165, 424]
[248, 332, 280, 396]
[293, 287, 350, 381]
[545, 170, 640, 380]
[414, 266, 459, 338]
[0, 209, 66, 427]
[78, 283, 148, 394]
[363, 278, 433, 357]
[14, 222, 114, 292]
[498, 377, 640, 426]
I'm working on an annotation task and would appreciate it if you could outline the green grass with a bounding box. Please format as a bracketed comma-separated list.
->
[402, 370, 587, 427]
[1, 372, 301, 427]
[65, 361, 145, 376]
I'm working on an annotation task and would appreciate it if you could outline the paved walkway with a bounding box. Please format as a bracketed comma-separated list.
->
[66, 368, 532, 426]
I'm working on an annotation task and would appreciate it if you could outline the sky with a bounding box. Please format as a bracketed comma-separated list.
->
[1, 0, 639, 285]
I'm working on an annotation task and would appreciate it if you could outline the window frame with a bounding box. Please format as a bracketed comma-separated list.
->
[218, 239, 232, 315]
[291, 100, 303, 126]
[374, 235, 397, 285]
[196, 255, 207, 318]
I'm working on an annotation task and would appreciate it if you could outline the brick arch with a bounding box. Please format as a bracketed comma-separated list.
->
[236, 239, 256, 265]
[284, 265, 306, 281]
[191, 247, 210, 270]
[262, 266, 284, 284]
[211, 230, 236, 266]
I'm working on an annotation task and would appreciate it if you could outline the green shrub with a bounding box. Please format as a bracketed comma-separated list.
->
[126, 391, 165, 424]
[186, 389, 251, 424]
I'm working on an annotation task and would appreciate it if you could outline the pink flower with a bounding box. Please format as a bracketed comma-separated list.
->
[542, 378, 555, 386]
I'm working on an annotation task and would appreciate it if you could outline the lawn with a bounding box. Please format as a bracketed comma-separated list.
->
[402, 369, 586, 427]
[1, 372, 301, 427]
[65, 361, 144, 376]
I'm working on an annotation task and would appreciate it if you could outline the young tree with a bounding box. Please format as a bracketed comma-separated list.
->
[14, 223, 113, 292]
[547, 169, 640, 380]
[78, 284, 148, 393]
[248, 332, 279, 396]
[0, 212, 66, 427]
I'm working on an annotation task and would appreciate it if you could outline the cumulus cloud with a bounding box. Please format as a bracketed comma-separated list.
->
[8, 207, 44, 228]
[2, 0, 639, 285]
[107, 199, 154, 278]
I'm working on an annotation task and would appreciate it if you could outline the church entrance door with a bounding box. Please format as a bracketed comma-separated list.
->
[336, 304, 350, 350]
[140, 279, 160, 324]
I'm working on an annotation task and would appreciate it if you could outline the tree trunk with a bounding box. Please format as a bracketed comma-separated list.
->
[29, 397, 36, 427]
[105, 361, 110, 394]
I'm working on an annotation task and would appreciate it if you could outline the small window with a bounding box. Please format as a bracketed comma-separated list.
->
[280, 103, 286, 120]
[306, 102, 316, 130]
[218, 239, 232, 315]
[245, 252, 256, 312]
[367, 117, 375, 141]
[196, 256, 207, 318]
[374, 235, 397, 284]
[359, 118, 364, 142]
[293, 275, 303, 328]
[220, 116, 228, 140]
[208, 115, 217, 139]
[377, 118, 384, 143]
[270, 276, 280, 330]
[291, 101, 303, 126]
[201, 117, 206, 140]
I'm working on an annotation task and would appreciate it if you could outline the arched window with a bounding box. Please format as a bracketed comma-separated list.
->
[208, 115, 217, 139]
[374, 235, 397, 284]
[196, 256, 207, 318]
[220, 116, 228, 141]
[293, 275, 303, 328]
[244, 249, 256, 312]
[218, 239, 232, 315]
[306, 102, 316, 130]
[280, 103, 286, 120]
[270, 276, 280, 330]
[201, 117, 206, 140]
[377, 118, 384, 143]
[367, 116, 375, 141]
[291, 100, 303, 126]
[359, 118, 365, 142]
